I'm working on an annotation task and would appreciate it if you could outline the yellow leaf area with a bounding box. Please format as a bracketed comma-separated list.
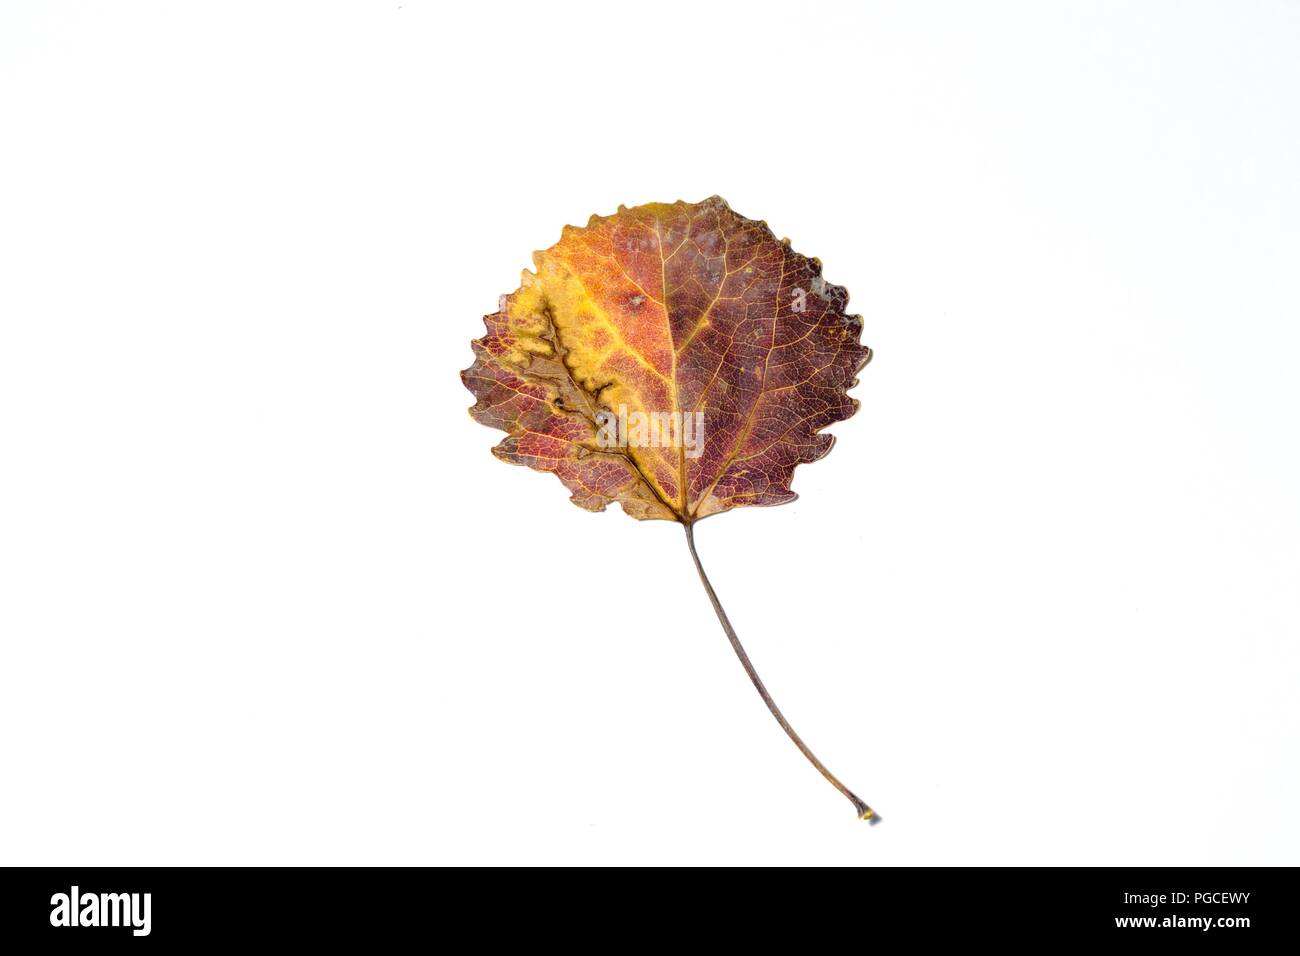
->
[462, 196, 871, 522]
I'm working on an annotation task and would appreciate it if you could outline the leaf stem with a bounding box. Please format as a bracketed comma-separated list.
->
[683, 522, 876, 820]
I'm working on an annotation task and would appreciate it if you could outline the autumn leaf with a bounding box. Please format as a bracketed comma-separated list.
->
[462, 197, 876, 819]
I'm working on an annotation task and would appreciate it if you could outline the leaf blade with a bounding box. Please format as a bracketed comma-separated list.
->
[463, 196, 870, 521]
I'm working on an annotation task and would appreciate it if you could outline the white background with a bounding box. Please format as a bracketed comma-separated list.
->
[2, 1, 1297, 866]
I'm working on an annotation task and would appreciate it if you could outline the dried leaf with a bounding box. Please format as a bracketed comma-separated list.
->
[461, 197, 876, 819]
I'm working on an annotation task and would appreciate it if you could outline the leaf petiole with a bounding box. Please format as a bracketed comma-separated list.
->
[683, 522, 876, 821]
